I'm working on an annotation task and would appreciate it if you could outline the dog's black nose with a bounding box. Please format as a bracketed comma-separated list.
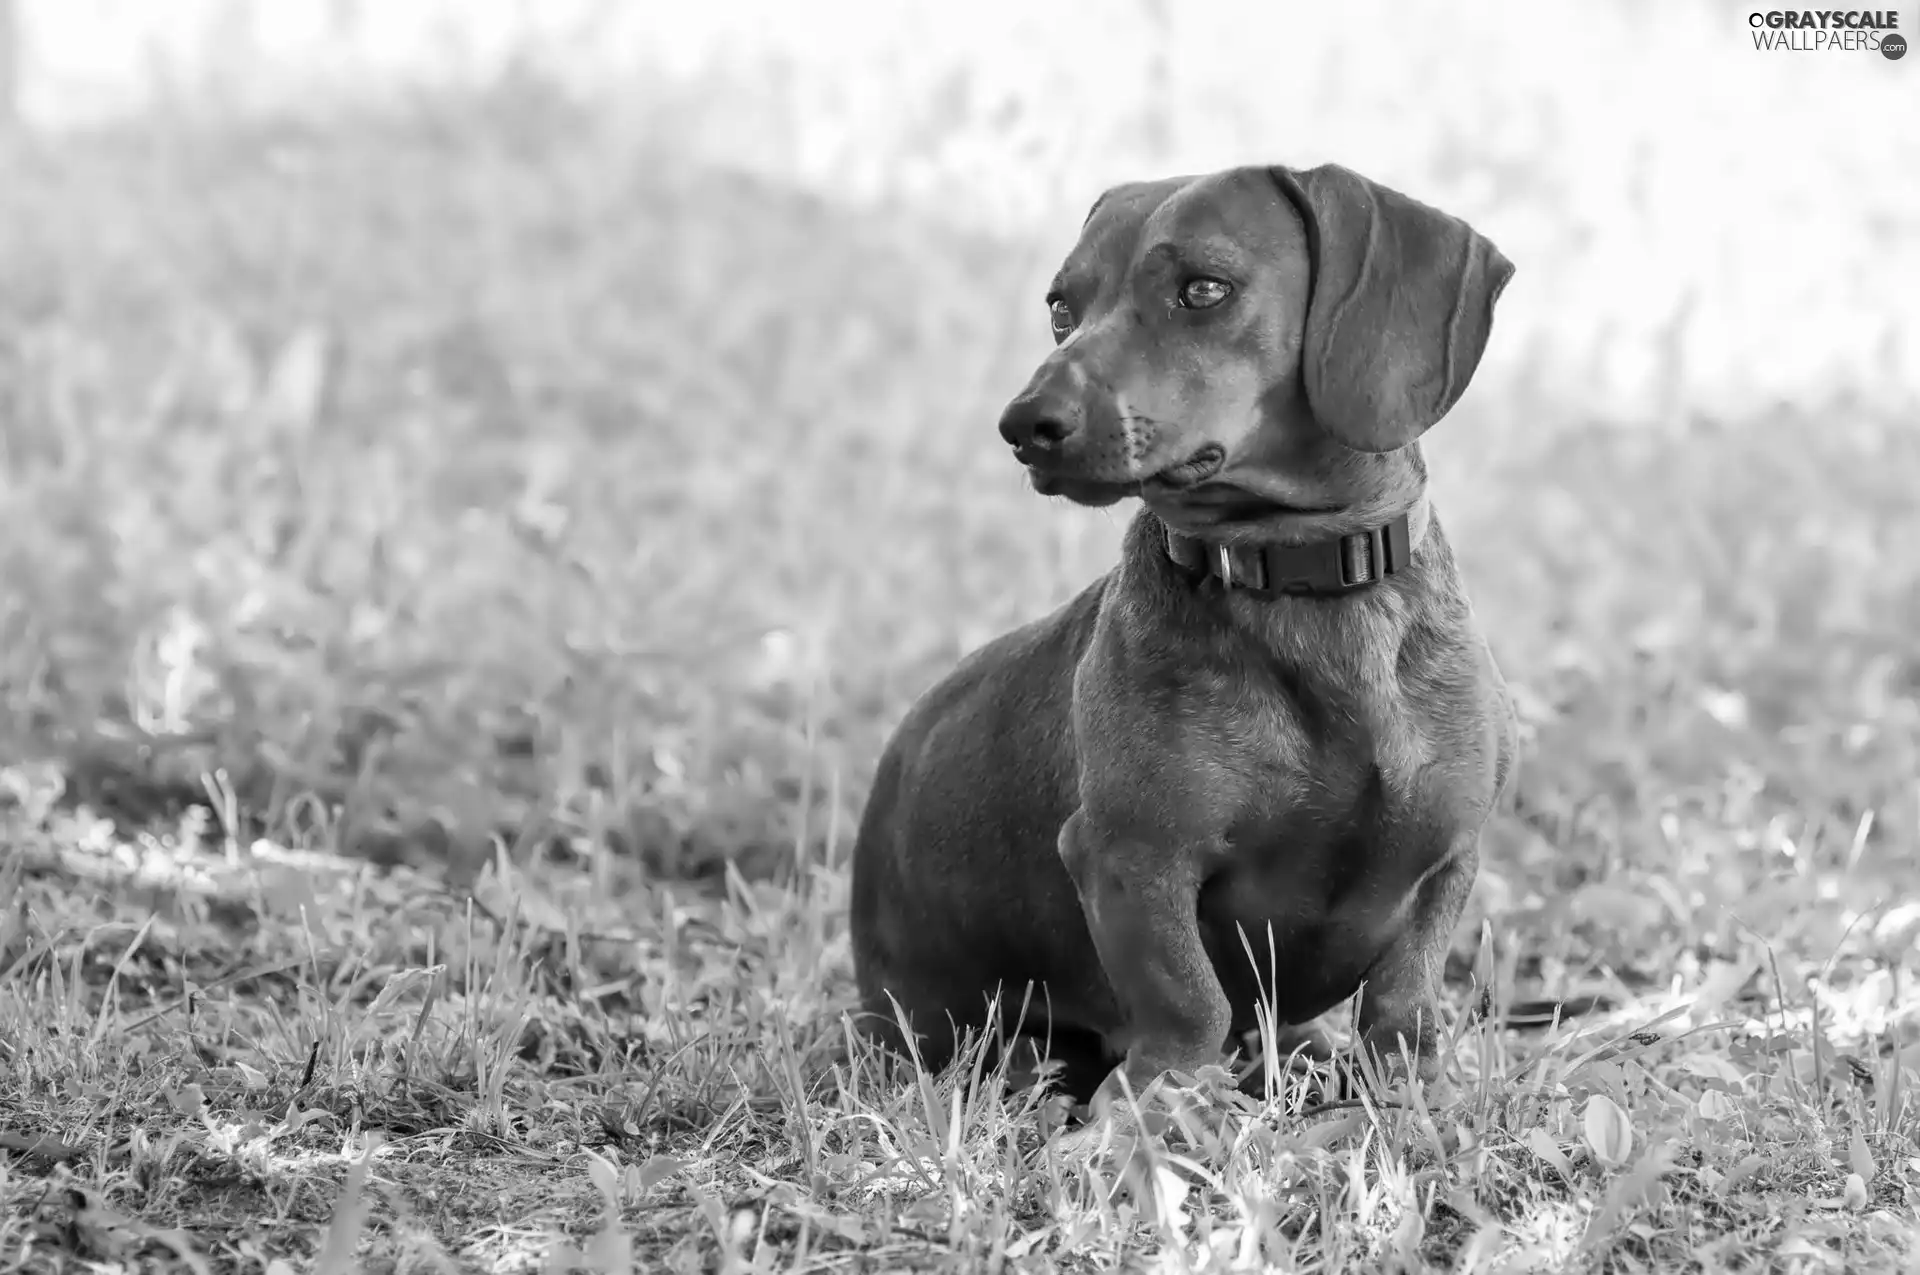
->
[998, 396, 1078, 455]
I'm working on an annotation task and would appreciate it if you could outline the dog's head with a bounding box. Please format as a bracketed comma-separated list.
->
[996, 164, 1513, 540]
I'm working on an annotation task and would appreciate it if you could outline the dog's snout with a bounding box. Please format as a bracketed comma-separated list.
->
[998, 396, 1079, 457]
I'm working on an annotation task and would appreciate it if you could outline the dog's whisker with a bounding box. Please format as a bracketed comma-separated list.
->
[1115, 392, 1143, 478]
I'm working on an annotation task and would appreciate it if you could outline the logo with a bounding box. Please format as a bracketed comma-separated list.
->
[1748, 9, 1906, 55]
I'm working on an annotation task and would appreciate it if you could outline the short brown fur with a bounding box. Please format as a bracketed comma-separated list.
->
[850, 162, 1518, 1103]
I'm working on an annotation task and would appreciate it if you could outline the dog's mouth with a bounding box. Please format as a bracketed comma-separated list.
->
[1028, 446, 1228, 508]
[1149, 452, 1344, 526]
[1029, 473, 1133, 507]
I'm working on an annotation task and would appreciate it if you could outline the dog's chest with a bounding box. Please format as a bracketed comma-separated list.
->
[1192, 641, 1457, 918]
[1081, 582, 1467, 867]
[1205, 630, 1428, 796]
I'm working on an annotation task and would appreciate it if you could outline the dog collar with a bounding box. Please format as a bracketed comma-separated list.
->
[1163, 513, 1413, 596]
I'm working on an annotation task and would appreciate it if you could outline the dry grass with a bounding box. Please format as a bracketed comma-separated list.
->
[3, 79, 1920, 1273]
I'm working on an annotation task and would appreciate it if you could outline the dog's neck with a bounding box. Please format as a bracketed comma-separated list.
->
[1158, 495, 1431, 598]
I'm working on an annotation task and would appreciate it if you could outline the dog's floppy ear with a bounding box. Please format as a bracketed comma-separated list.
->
[1270, 164, 1514, 453]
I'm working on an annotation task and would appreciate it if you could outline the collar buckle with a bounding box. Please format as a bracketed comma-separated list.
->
[1342, 517, 1413, 587]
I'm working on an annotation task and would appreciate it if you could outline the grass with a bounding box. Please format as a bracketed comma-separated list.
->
[3, 80, 1920, 1272]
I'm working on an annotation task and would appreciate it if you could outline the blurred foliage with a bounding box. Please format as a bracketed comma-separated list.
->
[0, 83, 1038, 878]
[0, 77, 1914, 1002]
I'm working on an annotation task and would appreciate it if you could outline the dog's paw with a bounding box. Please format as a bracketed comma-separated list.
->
[1048, 1065, 1249, 1163]
[1049, 1102, 1141, 1161]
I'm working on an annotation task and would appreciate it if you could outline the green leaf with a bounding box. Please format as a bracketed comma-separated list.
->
[1582, 1093, 1634, 1168]
[1580, 1142, 1675, 1252]
[637, 1155, 685, 1193]
[584, 1148, 621, 1210]
[1696, 1089, 1739, 1122]
[1525, 1126, 1575, 1181]
[1716, 1153, 1767, 1197]
[1849, 1128, 1876, 1182]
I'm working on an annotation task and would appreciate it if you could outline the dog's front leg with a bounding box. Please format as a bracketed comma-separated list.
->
[1057, 807, 1230, 1096]
[1354, 834, 1481, 1089]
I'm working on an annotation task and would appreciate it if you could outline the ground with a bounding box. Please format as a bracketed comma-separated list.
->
[1, 86, 1918, 1273]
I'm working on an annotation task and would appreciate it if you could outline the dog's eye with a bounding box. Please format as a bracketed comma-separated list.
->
[1047, 297, 1074, 338]
[1179, 278, 1233, 310]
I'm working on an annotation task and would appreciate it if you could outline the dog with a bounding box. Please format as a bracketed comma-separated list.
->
[851, 161, 1520, 1108]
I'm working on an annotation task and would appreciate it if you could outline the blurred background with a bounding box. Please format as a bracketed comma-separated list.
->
[1, 0, 1916, 980]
